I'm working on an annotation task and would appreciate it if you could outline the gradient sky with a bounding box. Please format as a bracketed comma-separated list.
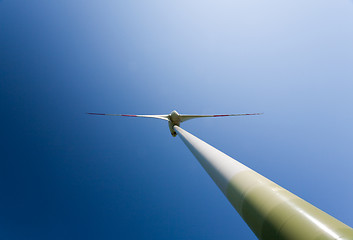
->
[1, 0, 353, 239]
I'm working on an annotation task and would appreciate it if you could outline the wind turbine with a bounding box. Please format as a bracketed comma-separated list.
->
[88, 110, 353, 240]
[87, 110, 263, 137]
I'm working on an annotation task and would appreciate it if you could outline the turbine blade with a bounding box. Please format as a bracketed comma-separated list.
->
[87, 113, 169, 121]
[179, 113, 263, 122]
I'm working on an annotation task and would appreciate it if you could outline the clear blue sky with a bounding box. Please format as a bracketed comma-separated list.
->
[1, 0, 353, 239]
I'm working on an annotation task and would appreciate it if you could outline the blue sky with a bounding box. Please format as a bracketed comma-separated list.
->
[1, 0, 353, 239]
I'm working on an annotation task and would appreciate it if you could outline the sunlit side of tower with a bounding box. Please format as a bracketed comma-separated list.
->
[174, 126, 353, 240]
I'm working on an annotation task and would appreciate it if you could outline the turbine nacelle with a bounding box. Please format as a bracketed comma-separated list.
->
[168, 110, 180, 137]
[87, 110, 263, 137]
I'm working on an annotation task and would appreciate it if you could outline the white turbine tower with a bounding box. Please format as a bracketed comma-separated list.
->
[88, 110, 353, 240]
